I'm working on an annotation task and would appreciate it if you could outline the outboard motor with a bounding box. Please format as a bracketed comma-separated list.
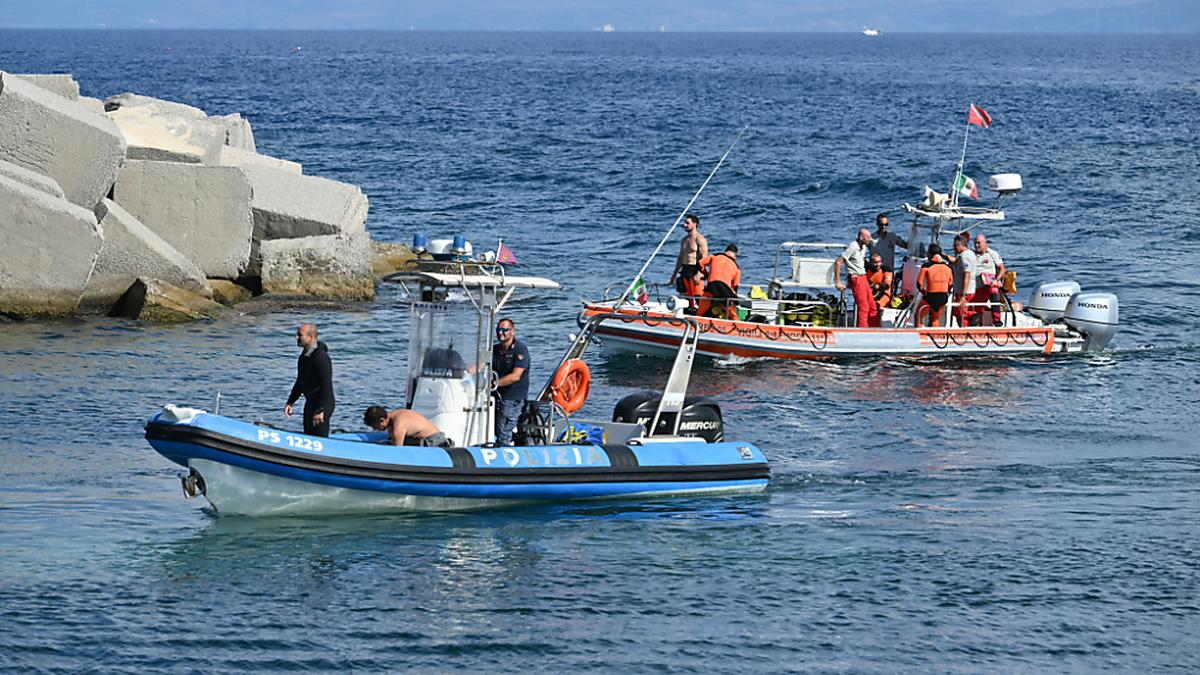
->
[612, 392, 724, 443]
[1028, 281, 1082, 322]
[1063, 292, 1119, 351]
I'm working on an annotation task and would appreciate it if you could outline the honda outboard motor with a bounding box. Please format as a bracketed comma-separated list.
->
[612, 392, 724, 443]
[1028, 281, 1082, 322]
[1063, 292, 1119, 351]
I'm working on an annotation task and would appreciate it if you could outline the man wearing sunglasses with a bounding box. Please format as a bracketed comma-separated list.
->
[491, 318, 529, 446]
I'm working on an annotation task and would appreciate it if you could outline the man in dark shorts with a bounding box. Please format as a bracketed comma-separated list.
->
[917, 244, 953, 327]
[670, 213, 708, 310]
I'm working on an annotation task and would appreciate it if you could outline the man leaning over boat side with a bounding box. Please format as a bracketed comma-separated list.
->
[492, 318, 530, 446]
[670, 213, 708, 310]
[363, 406, 453, 448]
[948, 234, 978, 327]
[285, 323, 335, 437]
[868, 212, 907, 274]
[697, 244, 741, 319]
[834, 228, 876, 328]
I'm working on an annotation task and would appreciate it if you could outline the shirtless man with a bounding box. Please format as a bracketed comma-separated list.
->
[363, 406, 453, 448]
[669, 213, 708, 305]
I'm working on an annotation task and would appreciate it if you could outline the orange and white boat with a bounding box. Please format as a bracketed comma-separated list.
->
[582, 175, 1118, 360]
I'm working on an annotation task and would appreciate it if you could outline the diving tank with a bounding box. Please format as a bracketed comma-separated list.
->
[1028, 281, 1081, 322]
[1063, 292, 1119, 351]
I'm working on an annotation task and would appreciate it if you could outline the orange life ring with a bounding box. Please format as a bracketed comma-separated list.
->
[549, 359, 590, 414]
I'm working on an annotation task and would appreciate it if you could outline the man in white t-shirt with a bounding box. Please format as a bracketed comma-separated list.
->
[971, 233, 1006, 326]
[833, 228, 876, 327]
[949, 234, 977, 326]
[868, 212, 907, 273]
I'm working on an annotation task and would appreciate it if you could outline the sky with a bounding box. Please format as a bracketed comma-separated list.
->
[0, 0, 1195, 32]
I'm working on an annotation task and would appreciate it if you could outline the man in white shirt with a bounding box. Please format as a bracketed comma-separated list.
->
[971, 233, 1006, 326]
[949, 235, 977, 326]
[868, 212, 907, 273]
[833, 228, 876, 327]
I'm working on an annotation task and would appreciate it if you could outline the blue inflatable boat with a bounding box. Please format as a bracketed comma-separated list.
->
[145, 255, 769, 516]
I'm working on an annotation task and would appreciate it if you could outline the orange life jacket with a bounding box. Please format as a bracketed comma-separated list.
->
[866, 268, 892, 306]
[700, 252, 740, 291]
[918, 256, 953, 294]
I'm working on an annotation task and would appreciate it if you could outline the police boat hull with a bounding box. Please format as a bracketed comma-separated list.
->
[145, 407, 770, 517]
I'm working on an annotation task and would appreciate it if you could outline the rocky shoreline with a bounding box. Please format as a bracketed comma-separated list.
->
[0, 71, 410, 322]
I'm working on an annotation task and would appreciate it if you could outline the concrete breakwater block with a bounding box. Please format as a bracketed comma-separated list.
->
[209, 279, 253, 306]
[107, 99, 225, 164]
[212, 112, 256, 152]
[110, 277, 226, 322]
[260, 233, 374, 301]
[217, 145, 300, 174]
[80, 198, 212, 310]
[104, 92, 206, 118]
[16, 74, 81, 101]
[0, 174, 103, 317]
[0, 158, 65, 198]
[113, 159, 254, 279]
[0, 71, 127, 210]
[240, 165, 368, 242]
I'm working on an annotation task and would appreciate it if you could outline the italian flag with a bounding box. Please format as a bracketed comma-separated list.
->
[630, 277, 649, 304]
[954, 173, 979, 200]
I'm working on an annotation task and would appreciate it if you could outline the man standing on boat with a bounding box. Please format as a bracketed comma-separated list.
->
[834, 228, 876, 327]
[949, 234, 978, 326]
[972, 234, 1006, 326]
[670, 213, 708, 309]
[491, 318, 529, 446]
[868, 212, 907, 273]
[285, 323, 335, 437]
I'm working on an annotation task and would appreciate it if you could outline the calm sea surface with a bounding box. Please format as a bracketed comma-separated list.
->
[1, 30, 1199, 672]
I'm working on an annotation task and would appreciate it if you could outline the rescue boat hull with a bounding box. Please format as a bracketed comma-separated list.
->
[580, 303, 1062, 360]
[146, 409, 769, 516]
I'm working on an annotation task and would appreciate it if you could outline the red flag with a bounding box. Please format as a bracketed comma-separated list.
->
[497, 241, 517, 265]
[967, 103, 993, 128]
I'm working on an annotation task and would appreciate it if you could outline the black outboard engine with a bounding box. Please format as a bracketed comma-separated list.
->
[612, 392, 724, 443]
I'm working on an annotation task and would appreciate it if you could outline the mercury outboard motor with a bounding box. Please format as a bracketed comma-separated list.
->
[1063, 292, 1119, 351]
[1028, 281, 1082, 322]
[612, 392, 724, 443]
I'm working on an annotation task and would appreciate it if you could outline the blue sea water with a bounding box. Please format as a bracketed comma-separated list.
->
[1, 30, 1199, 672]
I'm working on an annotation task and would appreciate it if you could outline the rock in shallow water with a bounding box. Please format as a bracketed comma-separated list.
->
[259, 233, 374, 301]
[109, 277, 227, 322]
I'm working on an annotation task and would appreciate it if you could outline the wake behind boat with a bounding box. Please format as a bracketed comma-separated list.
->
[582, 108, 1118, 360]
[145, 248, 769, 516]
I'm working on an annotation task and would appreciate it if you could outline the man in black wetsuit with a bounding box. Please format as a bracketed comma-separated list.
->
[284, 323, 335, 437]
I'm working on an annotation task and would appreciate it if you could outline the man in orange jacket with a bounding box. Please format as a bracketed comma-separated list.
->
[916, 244, 954, 327]
[865, 253, 892, 327]
[697, 244, 741, 319]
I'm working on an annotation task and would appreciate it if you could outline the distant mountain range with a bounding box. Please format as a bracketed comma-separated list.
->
[2, 0, 1196, 33]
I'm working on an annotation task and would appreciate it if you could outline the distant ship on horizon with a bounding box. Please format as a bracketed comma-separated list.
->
[602, 23, 614, 33]
[862, 27, 881, 36]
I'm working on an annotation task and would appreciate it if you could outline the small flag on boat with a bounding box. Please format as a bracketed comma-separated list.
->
[954, 173, 979, 199]
[967, 103, 993, 128]
[631, 277, 649, 304]
[497, 241, 517, 264]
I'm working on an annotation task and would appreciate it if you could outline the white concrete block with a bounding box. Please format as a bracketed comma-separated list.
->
[112, 160, 254, 279]
[15, 74, 80, 101]
[212, 112, 256, 151]
[260, 233, 374, 300]
[107, 100, 225, 164]
[0, 158, 65, 198]
[0, 174, 102, 316]
[103, 92, 206, 118]
[0, 71, 127, 210]
[217, 145, 300, 174]
[81, 198, 212, 309]
[239, 164, 368, 240]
